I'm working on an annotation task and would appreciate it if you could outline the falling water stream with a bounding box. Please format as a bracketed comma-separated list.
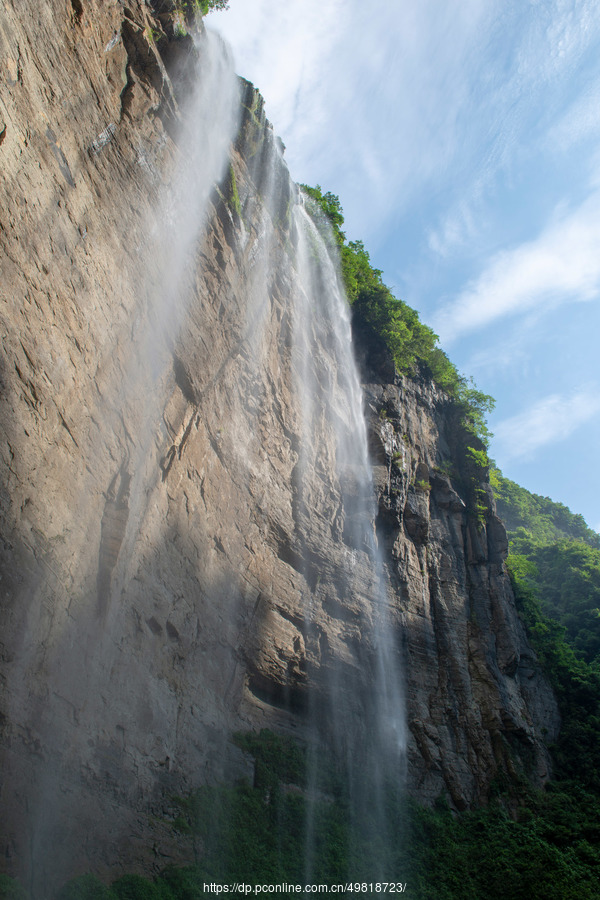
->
[288, 196, 406, 876]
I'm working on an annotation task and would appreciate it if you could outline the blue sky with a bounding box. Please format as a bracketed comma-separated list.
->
[210, 0, 600, 532]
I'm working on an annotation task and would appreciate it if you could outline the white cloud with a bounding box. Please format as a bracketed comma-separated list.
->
[492, 388, 600, 461]
[433, 191, 600, 343]
[427, 193, 484, 258]
[209, 0, 344, 133]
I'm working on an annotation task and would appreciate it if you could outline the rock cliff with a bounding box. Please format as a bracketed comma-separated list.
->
[0, 1, 559, 894]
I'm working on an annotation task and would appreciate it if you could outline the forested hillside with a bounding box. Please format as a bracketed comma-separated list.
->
[492, 470, 600, 549]
[492, 468, 600, 667]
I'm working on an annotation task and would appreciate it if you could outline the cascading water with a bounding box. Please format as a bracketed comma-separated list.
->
[286, 194, 407, 876]
[115, 28, 240, 559]
[1, 9, 564, 892]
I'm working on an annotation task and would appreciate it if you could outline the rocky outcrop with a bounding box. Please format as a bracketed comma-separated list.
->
[0, 1, 559, 895]
[359, 373, 558, 809]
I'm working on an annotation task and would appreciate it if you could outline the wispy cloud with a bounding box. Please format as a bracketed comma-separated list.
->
[493, 388, 600, 461]
[427, 193, 484, 258]
[209, 0, 343, 134]
[424, 0, 600, 259]
[433, 192, 600, 343]
[548, 77, 600, 153]
[210, 0, 493, 234]
[464, 334, 531, 378]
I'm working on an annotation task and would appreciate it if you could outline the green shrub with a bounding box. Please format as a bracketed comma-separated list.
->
[111, 875, 172, 900]
[55, 874, 115, 900]
[491, 469, 600, 548]
[233, 729, 306, 790]
[155, 868, 203, 900]
[414, 479, 431, 492]
[0, 875, 28, 900]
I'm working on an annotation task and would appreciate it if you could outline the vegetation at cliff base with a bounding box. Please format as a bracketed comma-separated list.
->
[52, 717, 600, 899]
[0, 875, 28, 900]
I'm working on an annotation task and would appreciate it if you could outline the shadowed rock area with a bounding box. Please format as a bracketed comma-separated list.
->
[0, 0, 559, 894]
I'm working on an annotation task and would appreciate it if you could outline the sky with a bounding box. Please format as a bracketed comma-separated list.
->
[209, 0, 600, 533]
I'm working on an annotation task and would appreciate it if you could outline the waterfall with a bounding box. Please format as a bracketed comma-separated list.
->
[288, 194, 407, 876]
[119, 27, 240, 528]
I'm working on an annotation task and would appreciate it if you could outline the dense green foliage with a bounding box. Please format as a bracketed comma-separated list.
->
[185, 0, 229, 15]
[56, 875, 116, 900]
[0, 875, 28, 900]
[407, 790, 600, 899]
[491, 469, 600, 803]
[510, 539, 600, 665]
[491, 469, 600, 548]
[491, 468, 600, 666]
[476, 471, 599, 895]
[507, 552, 600, 789]
[167, 730, 404, 884]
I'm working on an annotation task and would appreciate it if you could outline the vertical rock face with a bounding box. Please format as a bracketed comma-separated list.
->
[357, 371, 559, 810]
[0, 0, 558, 894]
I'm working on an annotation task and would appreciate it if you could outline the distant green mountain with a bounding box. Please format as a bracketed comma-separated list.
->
[490, 466, 600, 814]
[491, 468, 600, 667]
[491, 469, 600, 549]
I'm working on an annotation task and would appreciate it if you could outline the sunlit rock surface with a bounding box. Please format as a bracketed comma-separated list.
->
[0, 0, 559, 893]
